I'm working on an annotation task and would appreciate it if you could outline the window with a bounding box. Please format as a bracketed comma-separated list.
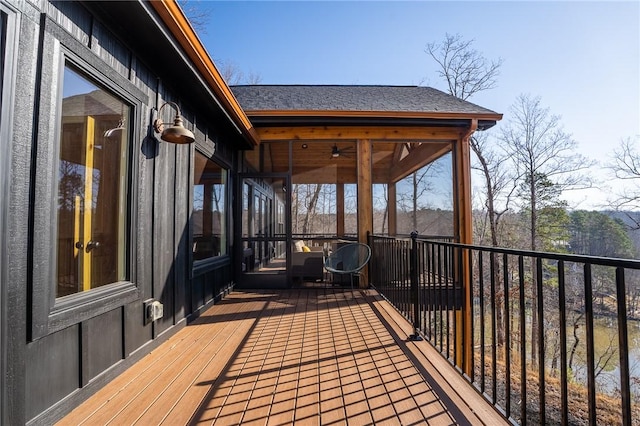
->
[56, 65, 130, 297]
[30, 20, 144, 338]
[242, 182, 250, 238]
[193, 151, 228, 260]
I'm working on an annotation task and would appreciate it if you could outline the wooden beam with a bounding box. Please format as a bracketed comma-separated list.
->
[266, 139, 458, 184]
[393, 142, 408, 163]
[389, 143, 452, 183]
[292, 166, 420, 185]
[388, 183, 397, 236]
[292, 167, 357, 185]
[336, 184, 345, 237]
[455, 138, 473, 246]
[257, 126, 465, 141]
[357, 139, 372, 288]
[453, 119, 476, 376]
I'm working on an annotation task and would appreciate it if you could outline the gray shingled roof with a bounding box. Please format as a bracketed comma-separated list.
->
[230, 85, 499, 115]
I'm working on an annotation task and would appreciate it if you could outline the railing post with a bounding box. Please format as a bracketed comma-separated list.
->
[460, 245, 473, 375]
[408, 231, 422, 341]
[616, 267, 632, 426]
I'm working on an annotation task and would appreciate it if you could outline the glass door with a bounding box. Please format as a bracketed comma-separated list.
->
[56, 66, 129, 297]
[237, 174, 290, 288]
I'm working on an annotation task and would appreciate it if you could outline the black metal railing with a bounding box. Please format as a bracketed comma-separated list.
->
[369, 233, 640, 426]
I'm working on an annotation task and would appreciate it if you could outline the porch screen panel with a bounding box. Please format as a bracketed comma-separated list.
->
[373, 183, 390, 235]
[344, 184, 357, 236]
[395, 152, 453, 236]
[56, 65, 130, 297]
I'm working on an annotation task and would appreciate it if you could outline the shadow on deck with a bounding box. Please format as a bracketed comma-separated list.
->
[57, 289, 507, 425]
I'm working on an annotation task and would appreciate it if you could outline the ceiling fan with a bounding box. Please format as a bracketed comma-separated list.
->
[330, 144, 354, 158]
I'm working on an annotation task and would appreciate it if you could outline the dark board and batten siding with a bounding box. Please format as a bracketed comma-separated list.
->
[2, 1, 238, 424]
[4, 1, 39, 424]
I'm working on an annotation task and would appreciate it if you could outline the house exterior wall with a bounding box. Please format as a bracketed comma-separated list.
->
[2, 1, 243, 424]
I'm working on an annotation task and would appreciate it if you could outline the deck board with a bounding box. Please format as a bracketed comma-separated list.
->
[57, 289, 508, 426]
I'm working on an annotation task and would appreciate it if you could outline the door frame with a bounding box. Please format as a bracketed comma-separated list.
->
[235, 172, 291, 288]
[0, 3, 19, 422]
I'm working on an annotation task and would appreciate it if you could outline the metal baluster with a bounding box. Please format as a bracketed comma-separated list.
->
[503, 252, 511, 417]
[519, 255, 527, 426]
[409, 232, 422, 341]
[468, 248, 475, 382]
[616, 267, 632, 426]
[537, 257, 545, 424]
[491, 251, 498, 403]
[479, 250, 486, 394]
[444, 241, 451, 358]
[438, 243, 444, 352]
[584, 263, 596, 426]
[558, 260, 568, 426]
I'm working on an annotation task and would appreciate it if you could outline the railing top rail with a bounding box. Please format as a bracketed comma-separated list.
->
[292, 233, 357, 239]
[369, 234, 640, 270]
[370, 234, 411, 241]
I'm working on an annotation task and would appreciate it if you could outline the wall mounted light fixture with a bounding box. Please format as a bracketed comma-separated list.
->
[153, 101, 195, 144]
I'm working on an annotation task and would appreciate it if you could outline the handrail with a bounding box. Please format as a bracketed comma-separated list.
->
[368, 233, 639, 425]
[415, 237, 640, 269]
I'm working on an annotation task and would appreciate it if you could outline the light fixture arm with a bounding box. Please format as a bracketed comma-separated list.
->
[153, 101, 182, 133]
[153, 101, 195, 144]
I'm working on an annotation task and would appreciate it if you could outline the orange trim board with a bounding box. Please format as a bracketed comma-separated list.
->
[244, 109, 504, 121]
[149, 1, 259, 146]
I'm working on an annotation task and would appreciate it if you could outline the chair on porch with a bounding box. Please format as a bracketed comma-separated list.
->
[324, 243, 371, 289]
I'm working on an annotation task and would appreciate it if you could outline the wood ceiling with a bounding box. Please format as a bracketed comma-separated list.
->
[255, 126, 462, 184]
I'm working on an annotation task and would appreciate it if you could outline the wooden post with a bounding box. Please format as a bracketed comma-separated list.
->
[388, 182, 397, 236]
[336, 183, 345, 237]
[455, 120, 476, 375]
[357, 139, 372, 288]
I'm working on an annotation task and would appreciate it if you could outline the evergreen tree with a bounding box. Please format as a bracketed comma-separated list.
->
[569, 211, 635, 258]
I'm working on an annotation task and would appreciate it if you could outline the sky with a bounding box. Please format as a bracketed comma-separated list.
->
[190, 1, 640, 210]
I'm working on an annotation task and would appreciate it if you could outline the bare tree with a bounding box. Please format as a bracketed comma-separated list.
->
[397, 161, 439, 234]
[218, 61, 245, 85]
[245, 70, 263, 85]
[427, 34, 510, 246]
[471, 132, 517, 246]
[302, 184, 322, 235]
[217, 60, 263, 85]
[502, 93, 595, 363]
[608, 136, 640, 228]
[502, 94, 594, 251]
[178, 0, 212, 35]
[177, 1, 263, 85]
[411, 170, 426, 231]
[379, 184, 389, 234]
[426, 33, 503, 101]
[58, 161, 84, 211]
[427, 33, 511, 345]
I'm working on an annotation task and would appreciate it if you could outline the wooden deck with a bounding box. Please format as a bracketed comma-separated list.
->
[57, 289, 507, 425]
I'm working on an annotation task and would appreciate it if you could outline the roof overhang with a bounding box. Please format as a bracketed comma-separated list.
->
[148, 1, 259, 147]
[83, 1, 259, 148]
[243, 110, 501, 131]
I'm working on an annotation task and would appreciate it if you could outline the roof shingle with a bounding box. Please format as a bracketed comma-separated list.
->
[230, 85, 499, 115]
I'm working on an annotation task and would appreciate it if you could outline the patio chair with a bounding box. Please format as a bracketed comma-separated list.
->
[324, 243, 371, 290]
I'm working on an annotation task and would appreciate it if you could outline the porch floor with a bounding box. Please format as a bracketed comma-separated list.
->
[57, 289, 506, 425]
